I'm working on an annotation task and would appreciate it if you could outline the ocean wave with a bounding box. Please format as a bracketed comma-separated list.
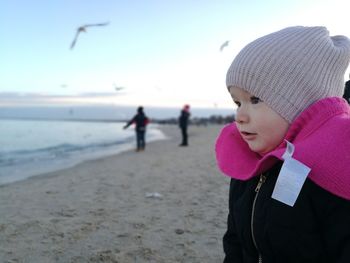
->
[0, 136, 135, 167]
[0, 120, 167, 185]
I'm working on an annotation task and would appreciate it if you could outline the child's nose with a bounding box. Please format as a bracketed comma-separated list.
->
[235, 108, 249, 124]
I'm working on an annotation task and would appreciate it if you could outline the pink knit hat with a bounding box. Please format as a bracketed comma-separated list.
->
[226, 26, 350, 123]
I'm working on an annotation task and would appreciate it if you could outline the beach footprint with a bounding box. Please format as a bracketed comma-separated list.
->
[51, 208, 77, 218]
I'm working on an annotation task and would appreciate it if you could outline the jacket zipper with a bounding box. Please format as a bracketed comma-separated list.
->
[251, 174, 266, 263]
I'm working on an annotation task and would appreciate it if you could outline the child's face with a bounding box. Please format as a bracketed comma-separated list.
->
[229, 86, 289, 155]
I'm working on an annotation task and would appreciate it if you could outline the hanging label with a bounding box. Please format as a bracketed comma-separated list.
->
[272, 141, 311, 207]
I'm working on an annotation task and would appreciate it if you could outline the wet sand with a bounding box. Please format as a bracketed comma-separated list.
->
[0, 125, 230, 263]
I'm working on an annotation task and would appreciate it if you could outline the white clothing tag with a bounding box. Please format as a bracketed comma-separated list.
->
[272, 141, 311, 207]
[282, 140, 295, 160]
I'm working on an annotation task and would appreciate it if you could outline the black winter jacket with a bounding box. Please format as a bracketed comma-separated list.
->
[179, 110, 190, 129]
[343, 80, 350, 103]
[224, 162, 350, 263]
[125, 113, 148, 132]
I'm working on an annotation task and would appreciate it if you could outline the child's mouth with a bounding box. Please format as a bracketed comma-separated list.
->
[240, 131, 257, 140]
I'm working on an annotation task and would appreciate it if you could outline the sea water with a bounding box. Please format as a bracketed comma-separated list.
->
[0, 119, 166, 185]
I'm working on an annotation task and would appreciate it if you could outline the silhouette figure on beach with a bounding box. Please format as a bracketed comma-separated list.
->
[343, 74, 350, 103]
[123, 106, 149, 152]
[178, 104, 190, 146]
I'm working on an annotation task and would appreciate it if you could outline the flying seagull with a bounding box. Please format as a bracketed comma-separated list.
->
[114, 86, 125, 91]
[70, 22, 110, 50]
[113, 83, 125, 91]
[220, 40, 230, 52]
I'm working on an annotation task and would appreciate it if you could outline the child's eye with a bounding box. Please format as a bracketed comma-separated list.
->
[250, 96, 262, 104]
[234, 101, 241, 107]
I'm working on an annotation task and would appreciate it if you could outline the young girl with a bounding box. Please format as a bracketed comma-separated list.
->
[216, 26, 350, 262]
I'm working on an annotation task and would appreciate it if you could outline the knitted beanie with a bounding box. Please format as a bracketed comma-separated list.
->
[226, 26, 350, 123]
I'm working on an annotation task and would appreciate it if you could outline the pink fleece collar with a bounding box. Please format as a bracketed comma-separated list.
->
[215, 97, 350, 200]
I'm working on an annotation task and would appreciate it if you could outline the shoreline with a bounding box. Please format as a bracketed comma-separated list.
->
[0, 123, 167, 186]
[0, 124, 230, 262]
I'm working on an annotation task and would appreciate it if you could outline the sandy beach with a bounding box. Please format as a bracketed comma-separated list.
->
[0, 125, 230, 263]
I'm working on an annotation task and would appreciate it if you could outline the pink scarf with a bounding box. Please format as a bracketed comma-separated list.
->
[215, 97, 350, 200]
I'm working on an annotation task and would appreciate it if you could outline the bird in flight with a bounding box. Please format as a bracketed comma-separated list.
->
[114, 86, 125, 91]
[219, 40, 230, 52]
[70, 22, 110, 50]
[113, 83, 125, 91]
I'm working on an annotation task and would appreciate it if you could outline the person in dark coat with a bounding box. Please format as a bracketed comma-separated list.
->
[216, 26, 350, 262]
[343, 74, 350, 103]
[123, 106, 149, 151]
[178, 104, 190, 146]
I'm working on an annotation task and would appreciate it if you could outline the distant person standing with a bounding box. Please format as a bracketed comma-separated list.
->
[178, 104, 190, 146]
[123, 106, 149, 151]
[343, 74, 350, 103]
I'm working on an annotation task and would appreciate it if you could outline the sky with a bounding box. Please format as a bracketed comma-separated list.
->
[1, 0, 350, 109]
